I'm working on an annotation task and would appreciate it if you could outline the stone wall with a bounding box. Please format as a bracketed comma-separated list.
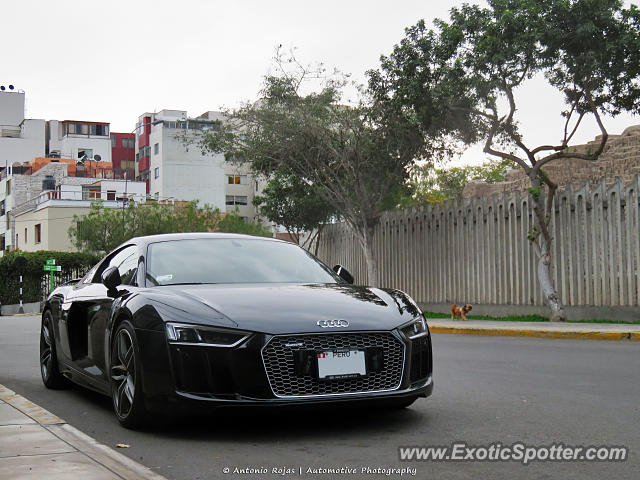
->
[463, 125, 640, 198]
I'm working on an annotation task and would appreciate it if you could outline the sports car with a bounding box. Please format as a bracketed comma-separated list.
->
[40, 233, 433, 428]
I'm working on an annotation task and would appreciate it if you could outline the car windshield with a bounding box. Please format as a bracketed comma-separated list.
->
[146, 238, 341, 286]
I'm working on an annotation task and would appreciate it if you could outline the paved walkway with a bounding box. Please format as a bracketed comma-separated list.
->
[427, 318, 640, 340]
[0, 385, 166, 480]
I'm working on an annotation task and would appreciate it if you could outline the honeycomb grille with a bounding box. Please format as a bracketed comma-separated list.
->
[262, 332, 405, 397]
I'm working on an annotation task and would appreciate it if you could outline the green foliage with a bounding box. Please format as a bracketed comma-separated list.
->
[527, 186, 542, 201]
[69, 200, 271, 255]
[0, 251, 99, 304]
[253, 171, 335, 243]
[399, 158, 512, 205]
[370, 0, 640, 152]
[217, 210, 273, 237]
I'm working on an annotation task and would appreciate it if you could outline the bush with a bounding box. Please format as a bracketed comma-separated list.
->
[0, 251, 100, 305]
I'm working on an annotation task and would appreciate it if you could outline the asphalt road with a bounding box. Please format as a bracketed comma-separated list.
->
[1, 314, 639, 480]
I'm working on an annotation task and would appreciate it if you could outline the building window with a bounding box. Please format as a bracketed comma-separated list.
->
[154, 192, 159, 200]
[68, 123, 89, 135]
[226, 195, 248, 206]
[78, 148, 93, 159]
[82, 186, 101, 200]
[35, 224, 41, 244]
[107, 190, 116, 201]
[24, 227, 27, 243]
[227, 175, 247, 185]
[90, 124, 109, 136]
[6, 179, 11, 195]
[154, 167, 159, 179]
[111, 135, 116, 147]
[0, 200, 4, 216]
[123, 138, 134, 149]
[139, 145, 150, 157]
[154, 143, 159, 155]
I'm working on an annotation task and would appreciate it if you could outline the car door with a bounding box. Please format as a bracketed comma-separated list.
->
[58, 245, 139, 388]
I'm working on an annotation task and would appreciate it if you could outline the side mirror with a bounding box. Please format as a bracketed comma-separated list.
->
[333, 265, 354, 284]
[101, 266, 122, 291]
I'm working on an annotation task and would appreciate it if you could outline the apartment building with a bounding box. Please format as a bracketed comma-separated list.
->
[47, 119, 112, 163]
[0, 158, 124, 251]
[13, 179, 146, 252]
[134, 109, 263, 221]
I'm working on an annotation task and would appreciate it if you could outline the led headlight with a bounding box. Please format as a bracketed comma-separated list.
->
[400, 317, 429, 340]
[165, 322, 250, 347]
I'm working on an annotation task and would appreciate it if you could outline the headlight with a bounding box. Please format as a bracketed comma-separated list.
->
[165, 322, 250, 347]
[399, 317, 429, 340]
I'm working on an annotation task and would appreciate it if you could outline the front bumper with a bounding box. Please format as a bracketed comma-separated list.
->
[137, 329, 433, 411]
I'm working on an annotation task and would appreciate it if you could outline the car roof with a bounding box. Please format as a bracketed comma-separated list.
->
[125, 232, 284, 249]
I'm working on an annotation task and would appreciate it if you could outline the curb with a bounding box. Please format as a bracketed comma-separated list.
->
[429, 325, 640, 341]
[0, 384, 168, 480]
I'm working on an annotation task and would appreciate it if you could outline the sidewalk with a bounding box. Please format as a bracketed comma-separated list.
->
[427, 318, 640, 341]
[0, 385, 167, 480]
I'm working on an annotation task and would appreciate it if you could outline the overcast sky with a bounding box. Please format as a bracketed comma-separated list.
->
[3, 0, 638, 166]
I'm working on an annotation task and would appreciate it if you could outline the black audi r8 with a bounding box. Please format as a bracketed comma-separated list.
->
[40, 233, 433, 428]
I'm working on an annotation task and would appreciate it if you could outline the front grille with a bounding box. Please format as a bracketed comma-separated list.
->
[262, 332, 405, 397]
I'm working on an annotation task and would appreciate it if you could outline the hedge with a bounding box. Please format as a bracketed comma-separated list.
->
[0, 251, 100, 305]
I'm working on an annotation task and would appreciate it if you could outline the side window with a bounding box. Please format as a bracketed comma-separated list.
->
[106, 245, 137, 271]
[92, 245, 138, 283]
[118, 254, 139, 286]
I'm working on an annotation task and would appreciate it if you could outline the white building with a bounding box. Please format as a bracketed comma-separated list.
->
[0, 88, 46, 165]
[47, 119, 112, 162]
[135, 109, 265, 222]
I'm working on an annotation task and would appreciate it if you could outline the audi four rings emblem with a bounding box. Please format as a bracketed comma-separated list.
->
[317, 319, 349, 328]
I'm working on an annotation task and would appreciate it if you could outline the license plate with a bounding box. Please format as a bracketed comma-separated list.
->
[317, 349, 366, 379]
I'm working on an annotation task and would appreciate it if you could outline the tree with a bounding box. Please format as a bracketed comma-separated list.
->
[69, 201, 271, 254]
[371, 0, 640, 320]
[401, 158, 512, 205]
[253, 170, 335, 253]
[198, 51, 433, 286]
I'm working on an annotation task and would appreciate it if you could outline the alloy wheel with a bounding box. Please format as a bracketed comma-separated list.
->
[111, 328, 136, 419]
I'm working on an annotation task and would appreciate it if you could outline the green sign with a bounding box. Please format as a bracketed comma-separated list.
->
[43, 259, 61, 291]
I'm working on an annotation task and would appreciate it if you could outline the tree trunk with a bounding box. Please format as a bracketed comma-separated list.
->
[537, 244, 566, 322]
[530, 177, 567, 322]
[361, 226, 379, 287]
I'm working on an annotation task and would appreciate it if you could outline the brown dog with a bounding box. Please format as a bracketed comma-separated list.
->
[451, 303, 472, 320]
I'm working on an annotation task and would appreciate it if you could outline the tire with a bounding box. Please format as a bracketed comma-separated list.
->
[40, 311, 70, 389]
[110, 320, 149, 429]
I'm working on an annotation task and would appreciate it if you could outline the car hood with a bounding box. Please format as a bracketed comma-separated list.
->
[147, 283, 422, 334]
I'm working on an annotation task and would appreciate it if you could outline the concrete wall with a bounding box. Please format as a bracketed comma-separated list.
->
[464, 125, 640, 198]
[317, 176, 640, 315]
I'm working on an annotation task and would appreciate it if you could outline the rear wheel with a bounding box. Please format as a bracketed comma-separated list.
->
[110, 321, 149, 429]
[40, 311, 70, 389]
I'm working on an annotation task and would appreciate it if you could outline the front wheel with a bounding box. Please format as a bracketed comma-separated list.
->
[110, 321, 149, 429]
[40, 311, 70, 389]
